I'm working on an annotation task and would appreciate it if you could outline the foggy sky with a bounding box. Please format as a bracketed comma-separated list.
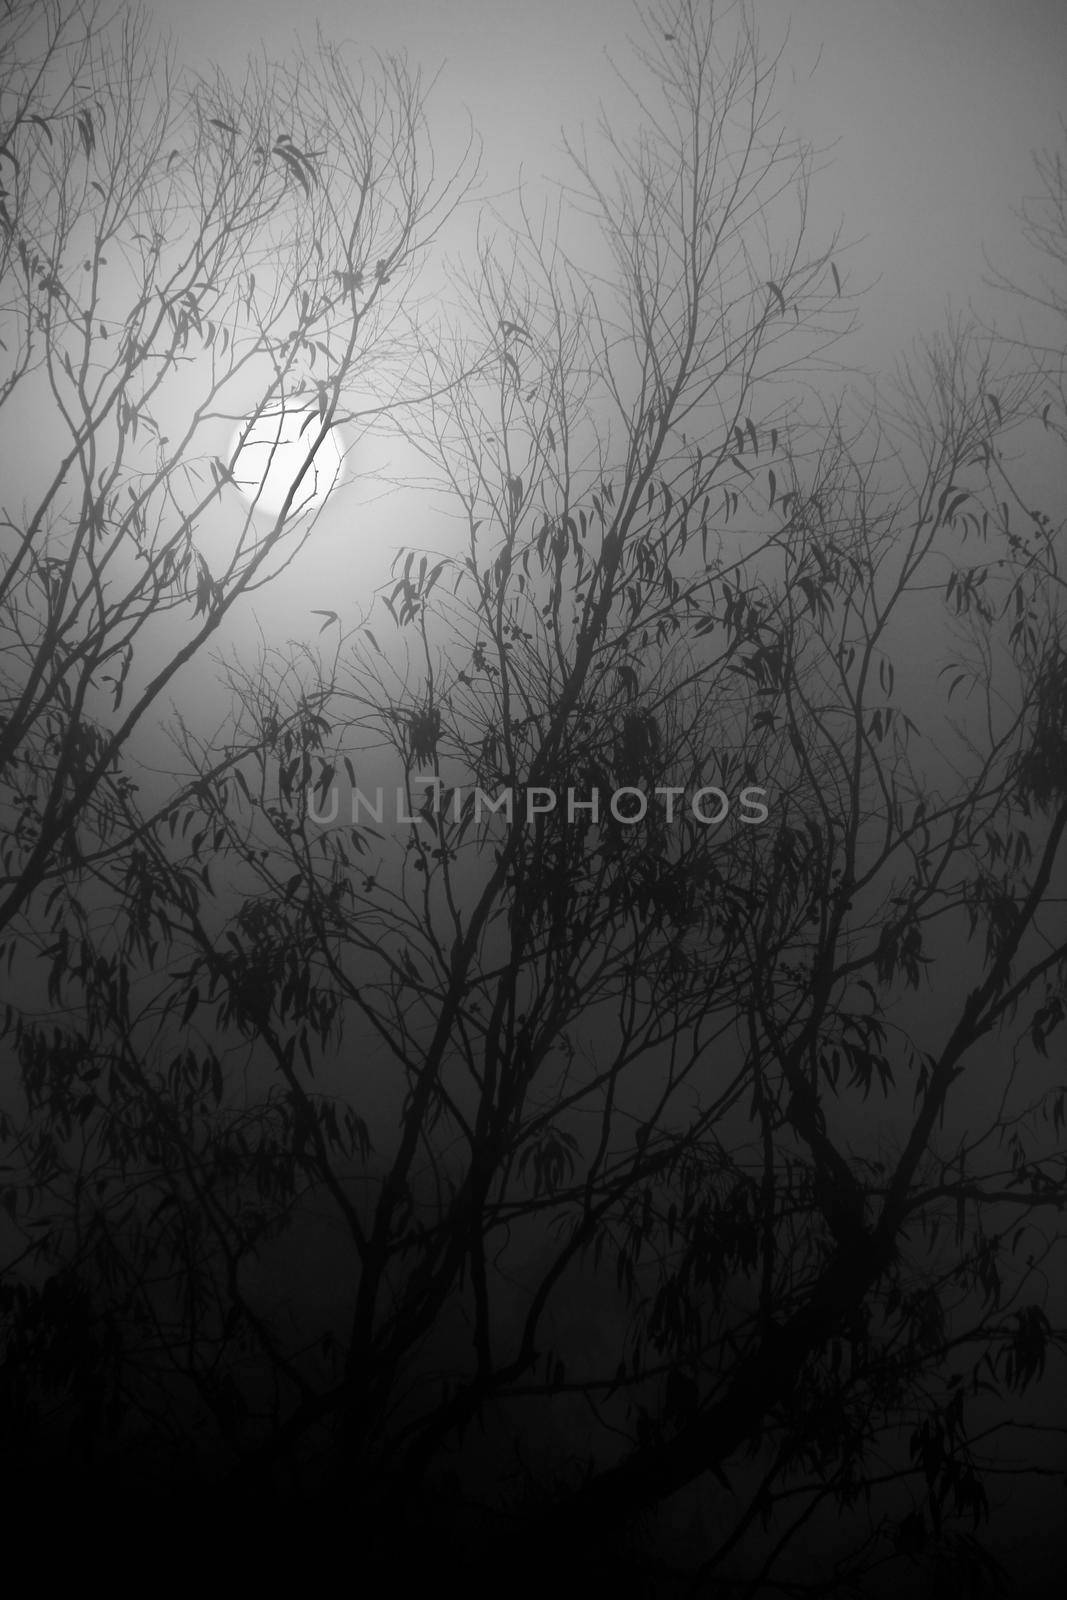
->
[115, 0, 1067, 654]
[141, 0, 1067, 372]
[3, 3, 1065, 1582]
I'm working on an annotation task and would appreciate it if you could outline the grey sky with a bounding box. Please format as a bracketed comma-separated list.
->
[110, 0, 1066, 660]
[142, 0, 1067, 369]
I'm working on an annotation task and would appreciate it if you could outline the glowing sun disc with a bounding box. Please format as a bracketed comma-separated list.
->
[230, 406, 344, 517]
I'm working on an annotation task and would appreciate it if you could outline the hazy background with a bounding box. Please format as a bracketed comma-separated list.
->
[143, 0, 1067, 353]
[3, 0, 1064, 1584]
[116, 0, 1067, 638]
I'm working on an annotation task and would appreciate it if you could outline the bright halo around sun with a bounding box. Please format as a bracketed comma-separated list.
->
[229, 406, 345, 518]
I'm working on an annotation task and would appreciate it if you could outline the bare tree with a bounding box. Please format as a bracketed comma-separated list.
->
[1, 2, 1063, 1591]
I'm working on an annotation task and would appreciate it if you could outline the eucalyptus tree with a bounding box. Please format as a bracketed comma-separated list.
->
[0, 0, 474, 936]
[0, 0, 477, 1503]
[1, 2, 1063, 1592]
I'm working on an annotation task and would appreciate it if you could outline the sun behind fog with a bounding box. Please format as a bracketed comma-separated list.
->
[230, 406, 345, 517]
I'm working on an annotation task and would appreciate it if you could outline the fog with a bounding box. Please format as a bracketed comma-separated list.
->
[1, 0, 1064, 1591]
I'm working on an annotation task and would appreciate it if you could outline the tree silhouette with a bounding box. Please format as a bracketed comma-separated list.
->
[0, 0, 474, 931]
[1, 2, 1063, 1591]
